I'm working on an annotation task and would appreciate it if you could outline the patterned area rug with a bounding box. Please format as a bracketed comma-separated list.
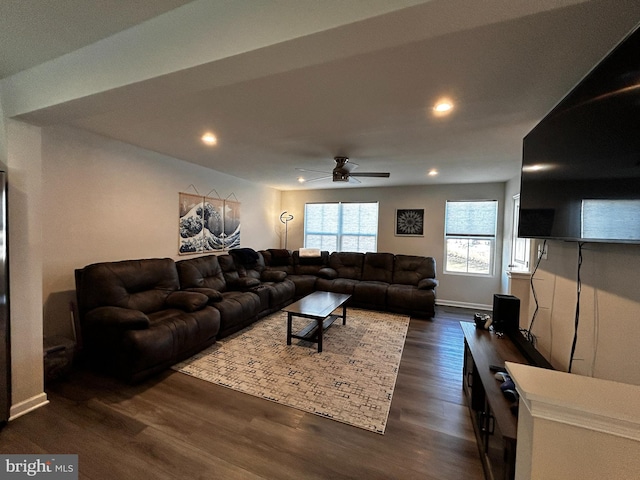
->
[173, 308, 410, 434]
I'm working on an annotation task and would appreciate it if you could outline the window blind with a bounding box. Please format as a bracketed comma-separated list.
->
[445, 200, 498, 237]
[304, 202, 378, 253]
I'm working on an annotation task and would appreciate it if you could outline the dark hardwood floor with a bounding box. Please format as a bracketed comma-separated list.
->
[0, 307, 484, 480]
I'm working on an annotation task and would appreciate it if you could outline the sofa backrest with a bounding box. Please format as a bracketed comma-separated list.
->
[392, 255, 436, 285]
[261, 249, 294, 274]
[176, 255, 227, 292]
[362, 252, 394, 283]
[328, 252, 364, 280]
[293, 250, 329, 275]
[76, 258, 180, 315]
[229, 248, 268, 280]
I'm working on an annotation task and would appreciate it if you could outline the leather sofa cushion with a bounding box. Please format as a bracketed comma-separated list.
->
[165, 291, 209, 312]
[85, 306, 150, 331]
[218, 254, 239, 282]
[268, 249, 292, 266]
[80, 258, 180, 314]
[213, 291, 261, 338]
[293, 250, 329, 275]
[328, 252, 364, 280]
[260, 249, 294, 274]
[387, 284, 436, 318]
[317, 267, 338, 279]
[392, 255, 437, 285]
[229, 247, 260, 267]
[362, 252, 394, 283]
[315, 277, 359, 295]
[353, 281, 388, 307]
[183, 287, 223, 303]
[230, 250, 268, 281]
[418, 278, 439, 290]
[176, 255, 227, 292]
[228, 277, 260, 290]
[123, 306, 220, 377]
[218, 255, 263, 289]
[257, 280, 296, 308]
[286, 274, 318, 297]
[262, 270, 287, 282]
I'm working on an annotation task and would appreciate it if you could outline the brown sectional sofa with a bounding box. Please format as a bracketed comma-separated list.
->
[267, 249, 438, 317]
[75, 248, 437, 381]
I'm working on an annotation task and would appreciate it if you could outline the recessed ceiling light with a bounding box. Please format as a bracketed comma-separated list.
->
[433, 99, 454, 116]
[428, 169, 438, 176]
[298, 177, 306, 183]
[201, 132, 217, 145]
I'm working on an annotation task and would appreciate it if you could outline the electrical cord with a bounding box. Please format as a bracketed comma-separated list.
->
[568, 242, 585, 373]
[525, 239, 547, 345]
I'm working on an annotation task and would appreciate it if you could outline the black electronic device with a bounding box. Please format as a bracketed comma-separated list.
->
[492, 294, 520, 333]
[519, 24, 640, 244]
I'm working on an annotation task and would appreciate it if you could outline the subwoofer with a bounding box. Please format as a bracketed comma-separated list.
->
[492, 294, 520, 333]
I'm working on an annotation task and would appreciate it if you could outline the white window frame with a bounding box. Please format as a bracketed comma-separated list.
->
[444, 199, 498, 276]
[510, 194, 532, 272]
[304, 202, 379, 253]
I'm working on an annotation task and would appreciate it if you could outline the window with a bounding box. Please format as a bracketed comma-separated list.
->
[304, 202, 378, 253]
[445, 200, 497, 275]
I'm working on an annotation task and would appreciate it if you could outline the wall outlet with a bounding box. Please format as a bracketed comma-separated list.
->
[538, 243, 548, 260]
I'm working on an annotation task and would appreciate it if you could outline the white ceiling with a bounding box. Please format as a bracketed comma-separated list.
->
[0, 0, 193, 77]
[2, 0, 639, 191]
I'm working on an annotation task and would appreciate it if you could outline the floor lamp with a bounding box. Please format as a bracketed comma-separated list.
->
[280, 211, 294, 249]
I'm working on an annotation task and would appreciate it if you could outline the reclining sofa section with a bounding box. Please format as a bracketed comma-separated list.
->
[75, 249, 437, 382]
[74, 258, 221, 382]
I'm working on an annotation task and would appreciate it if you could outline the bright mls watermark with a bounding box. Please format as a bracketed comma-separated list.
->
[0, 455, 77, 479]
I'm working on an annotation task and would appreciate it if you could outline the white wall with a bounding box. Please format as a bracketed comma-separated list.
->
[41, 126, 281, 340]
[525, 240, 640, 385]
[282, 182, 505, 309]
[6, 120, 48, 418]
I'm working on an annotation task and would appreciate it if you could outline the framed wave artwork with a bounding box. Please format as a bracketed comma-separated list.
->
[178, 193, 241, 254]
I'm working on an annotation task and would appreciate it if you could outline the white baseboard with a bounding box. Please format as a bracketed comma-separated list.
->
[9, 392, 49, 421]
[436, 299, 492, 311]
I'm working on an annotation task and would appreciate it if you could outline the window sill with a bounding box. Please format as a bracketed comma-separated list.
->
[507, 270, 532, 279]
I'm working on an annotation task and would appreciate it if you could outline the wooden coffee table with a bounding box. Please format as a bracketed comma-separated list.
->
[284, 291, 351, 352]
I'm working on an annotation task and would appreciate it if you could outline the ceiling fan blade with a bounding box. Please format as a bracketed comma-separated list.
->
[348, 176, 362, 184]
[296, 167, 331, 174]
[350, 172, 390, 178]
[342, 161, 358, 173]
[302, 175, 332, 184]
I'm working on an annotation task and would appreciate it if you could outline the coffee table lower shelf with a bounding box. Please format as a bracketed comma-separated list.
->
[288, 313, 342, 351]
[284, 292, 351, 353]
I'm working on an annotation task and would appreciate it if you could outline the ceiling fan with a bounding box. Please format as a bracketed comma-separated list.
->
[297, 156, 390, 184]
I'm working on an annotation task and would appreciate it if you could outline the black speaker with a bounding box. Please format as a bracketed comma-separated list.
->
[492, 294, 520, 333]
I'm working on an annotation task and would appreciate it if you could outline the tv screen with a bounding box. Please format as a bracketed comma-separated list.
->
[519, 25, 640, 243]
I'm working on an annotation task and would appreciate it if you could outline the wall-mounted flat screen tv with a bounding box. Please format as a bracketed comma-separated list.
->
[519, 24, 640, 243]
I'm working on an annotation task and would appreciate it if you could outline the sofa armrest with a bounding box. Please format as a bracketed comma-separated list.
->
[85, 306, 150, 330]
[317, 267, 338, 280]
[418, 278, 439, 290]
[227, 277, 261, 290]
[261, 270, 287, 282]
[165, 291, 209, 312]
[183, 287, 223, 303]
